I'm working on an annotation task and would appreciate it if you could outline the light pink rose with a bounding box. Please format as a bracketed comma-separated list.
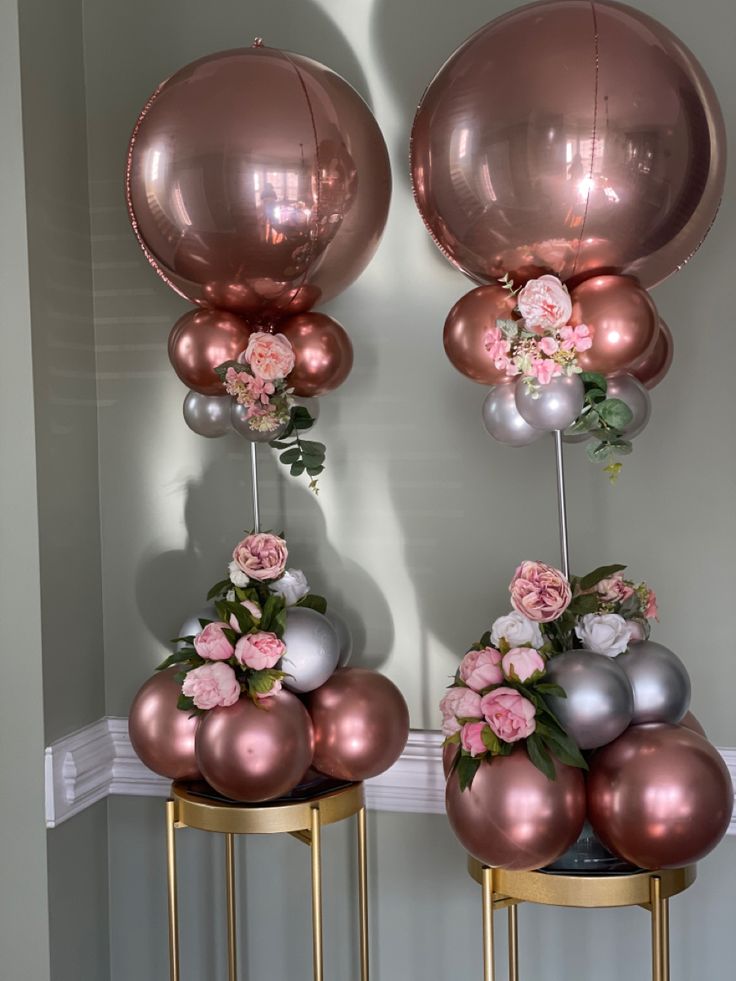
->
[461, 722, 488, 758]
[517, 275, 572, 331]
[232, 533, 288, 582]
[510, 561, 572, 622]
[502, 647, 546, 683]
[182, 662, 240, 710]
[193, 621, 234, 661]
[559, 323, 593, 353]
[644, 588, 659, 620]
[244, 331, 295, 381]
[596, 573, 634, 604]
[627, 619, 649, 643]
[234, 631, 285, 670]
[530, 358, 561, 385]
[481, 687, 536, 743]
[439, 688, 483, 737]
[256, 677, 283, 700]
[459, 647, 503, 692]
[538, 336, 559, 356]
[229, 600, 262, 632]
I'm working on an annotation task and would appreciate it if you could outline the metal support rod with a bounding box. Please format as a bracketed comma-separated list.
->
[310, 806, 324, 981]
[507, 904, 519, 981]
[553, 430, 570, 578]
[250, 442, 260, 533]
[165, 801, 180, 981]
[225, 834, 237, 981]
[357, 807, 370, 980]
[651, 876, 664, 981]
[482, 866, 495, 981]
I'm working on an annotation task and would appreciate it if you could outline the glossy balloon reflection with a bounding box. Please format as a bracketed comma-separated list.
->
[127, 46, 391, 319]
[230, 401, 288, 443]
[631, 320, 674, 390]
[168, 308, 252, 395]
[411, 2, 725, 289]
[603, 375, 651, 439]
[183, 391, 232, 438]
[443, 285, 516, 384]
[482, 384, 544, 447]
[545, 651, 633, 750]
[281, 607, 340, 694]
[572, 276, 658, 375]
[279, 312, 353, 396]
[617, 641, 691, 724]
[515, 374, 584, 432]
[129, 668, 201, 781]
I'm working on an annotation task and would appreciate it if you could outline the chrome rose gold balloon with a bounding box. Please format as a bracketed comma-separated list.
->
[588, 724, 733, 869]
[128, 668, 201, 781]
[127, 45, 391, 320]
[679, 710, 706, 737]
[168, 308, 252, 395]
[442, 741, 459, 778]
[279, 312, 353, 396]
[630, 320, 674, 390]
[411, 2, 725, 289]
[443, 285, 517, 384]
[196, 691, 314, 803]
[446, 751, 586, 872]
[571, 275, 658, 374]
[306, 668, 409, 781]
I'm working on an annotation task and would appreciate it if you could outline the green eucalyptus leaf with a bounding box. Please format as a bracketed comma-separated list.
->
[597, 398, 634, 429]
[577, 564, 627, 591]
[525, 733, 556, 781]
[457, 754, 482, 792]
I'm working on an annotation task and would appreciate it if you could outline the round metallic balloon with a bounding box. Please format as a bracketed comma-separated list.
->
[306, 668, 409, 781]
[230, 401, 289, 443]
[168, 308, 252, 395]
[572, 276, 658, 375]
[196, 691, 314, 802]
[278, 312, 353, 396]
[446, 751, 586, 872]
[410, 2, 725, 289]
[281, 607, 340, 694]
[482, 384, 544, 447]
[604, 374, 651, 439]
[588, 723, 733, 869]
[443, 285, 517, 385]
[128, 668, 201, 781]
[515, 374, 584, 433]
[127, 45, 391, 319]
[325, 608, 353, 667]
[176, 606, 217, 651]
[183, 391, 232, 438]
[545, 650, 634, 750]
[617, 641, 691, 725]
[630, 320, 674, 390]
[442, 741, 459, 779]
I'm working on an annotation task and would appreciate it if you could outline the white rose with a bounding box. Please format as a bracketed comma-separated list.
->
[269, 568, 310, 606]
[575, 613, 631, 657]
[228, 560, 249, 588]
[490, 611, 544, 649]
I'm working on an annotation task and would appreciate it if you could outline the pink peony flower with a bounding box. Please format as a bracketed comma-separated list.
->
[182, 662, 241, 710]
[517, 275, 572, 332]
[193, 622, 234, 661]
[538, 335, 559, 356]
[232, 533, 288, 582]
[459, 647, 503, 692]
[256, 677, 283, 700]
[644, 588, 659, 620]
[234, 631, 285, 670]
[481, 687, 537, 743]
[510, 561, 572, 622]
[439, 687, 483, 737]
[461, 722, 488, 757]
[244, 332, 295, 381]
[559, 323, 593, 353]
[596, 573, 634, 604]
[229, 600, 262, 632]
[502, 647, 546, 683]
[530, 358, 562, 385]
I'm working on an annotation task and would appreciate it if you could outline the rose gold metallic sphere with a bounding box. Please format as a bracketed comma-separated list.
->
[128, 668, 201, 781]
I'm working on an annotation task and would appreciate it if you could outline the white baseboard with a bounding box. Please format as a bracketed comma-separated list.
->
[45, 718, 736, 834]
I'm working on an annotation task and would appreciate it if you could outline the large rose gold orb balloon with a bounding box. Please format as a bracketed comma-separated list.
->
[168, 308, 253, 395]
[630, 320, 674, 390]
[411, 1, 725, 289]
[196, 691, 314, 802]
[679, 710, 706, 737]
[279, 312, 354, 396]
[306, 668, 409, 781]
[443, 285, 517, 384]
[571, 276, 658, 374]
[129, 668, 201, 781]
[127, 46, 391, 319]
[446, 751, 586, 872]
[588, 724, 733, 869]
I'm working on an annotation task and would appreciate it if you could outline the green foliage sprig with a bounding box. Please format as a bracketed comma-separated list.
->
[566, 372, 634, 481]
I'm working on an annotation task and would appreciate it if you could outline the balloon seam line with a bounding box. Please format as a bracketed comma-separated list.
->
[571, 0, 601, 281]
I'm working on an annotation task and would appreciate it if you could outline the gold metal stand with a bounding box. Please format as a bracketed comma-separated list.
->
[166, 781, 369, 981]
[468, 857, 696, 981]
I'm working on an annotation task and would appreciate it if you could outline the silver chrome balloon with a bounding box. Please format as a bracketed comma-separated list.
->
[605, 374, 652, 439]
[482, 384, 544, 447]
[176, 605, 217, 650]
[231, 401, 289, 443]
[545, 650, 634, 750]
[325, 608, 353, 667]
[617, 641, 691, 724]
[183, 391, 232, 438]
[515, 374, 585, 432]
[281, 607, 340, 693]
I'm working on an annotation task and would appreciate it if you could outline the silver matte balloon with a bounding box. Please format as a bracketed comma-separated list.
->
[515, 374, 585, 432]
[482, 384, 544, 447]
[605, 374, 652, 439]
[325, 608, 353, 667]
[183, 391, 232, 438]
[545, 651, 634, 750]
[230, 401, 289, 443]
[281, 607, 340, 693]
[617, 641, 691, 724]
[176, 605, 217, 650]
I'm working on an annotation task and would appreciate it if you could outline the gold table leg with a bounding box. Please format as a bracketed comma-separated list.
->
[650, 876, 664, 981]
[225, 833, 237, 981]
[662, 898, 670, 981]
[310, 805, 324, 981]
[482, 867, 495, 981]
[507, 903, 519, 981]
[357, 807, 369, 981]
[165, 800, 180, 981]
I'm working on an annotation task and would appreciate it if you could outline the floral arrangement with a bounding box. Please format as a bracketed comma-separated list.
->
[216, 331, 327, 491]
[157, 531, 327, 711]
[441, 560, 658, 789]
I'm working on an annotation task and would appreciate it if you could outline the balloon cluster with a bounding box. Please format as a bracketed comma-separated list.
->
[442, 561, 733, 871]
[129, 532, 409, 802]
[411, 0, 724, 475]
[126, 42, 391, 468]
